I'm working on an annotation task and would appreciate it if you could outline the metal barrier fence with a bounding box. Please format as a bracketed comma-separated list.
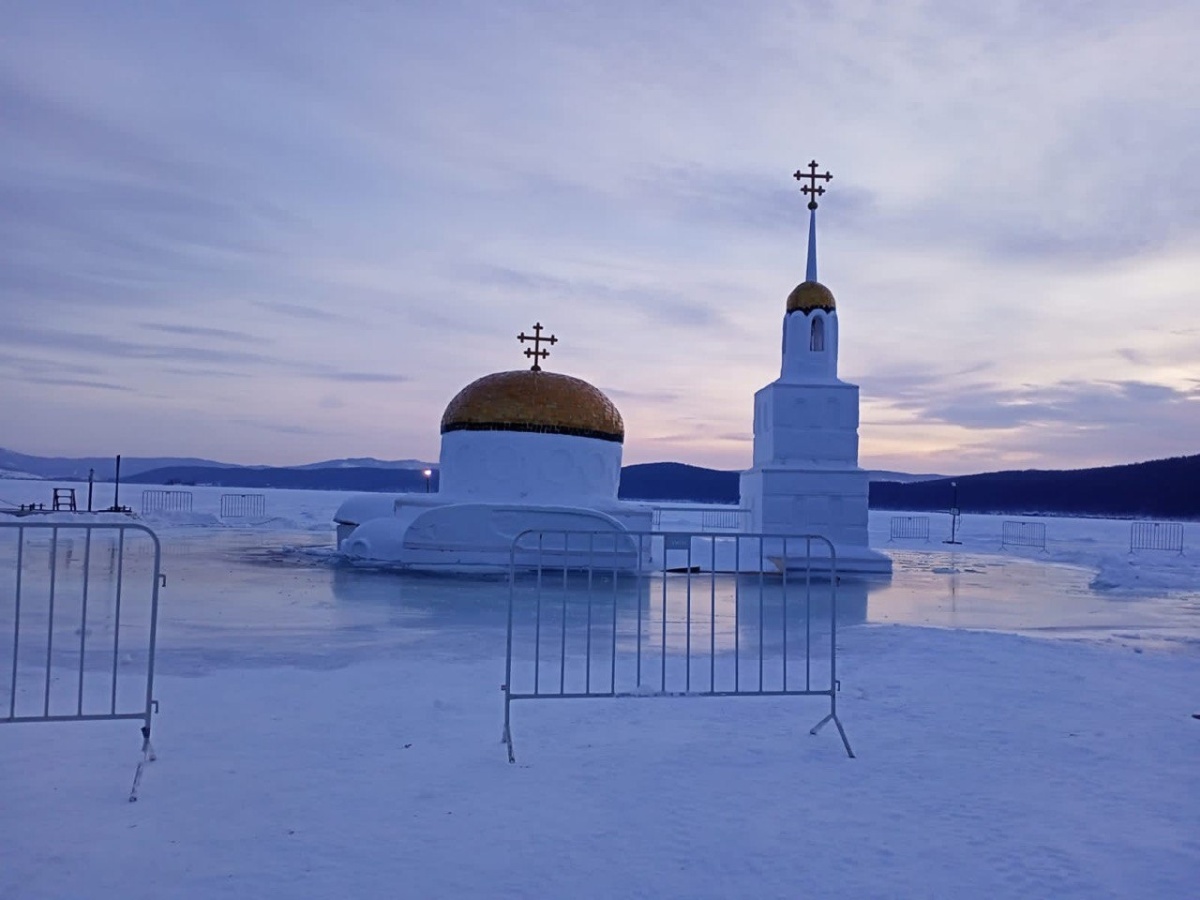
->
[1130, 521, 1184, 554]
[220, 493, 267, 519]
[1001, 520, 1047, 551]
[888, 515, 930, 541]
[502, 530, 852, 764]
[651, 506, 750, 532]
[1, 521, 163, 801]
[140, 489, 193, 515]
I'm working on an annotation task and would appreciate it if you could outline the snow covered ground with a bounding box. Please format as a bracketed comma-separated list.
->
[1, 478, 1197, 898]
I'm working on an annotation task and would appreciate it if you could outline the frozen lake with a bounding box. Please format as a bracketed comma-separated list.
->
[117, 526, 1199, 672]
[1, 477, 1197, 670]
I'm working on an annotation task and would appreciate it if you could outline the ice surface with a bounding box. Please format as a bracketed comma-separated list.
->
[1, 479, 1197, 898]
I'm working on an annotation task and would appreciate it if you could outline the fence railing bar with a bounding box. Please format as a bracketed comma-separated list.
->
[506, 688, 835, 702]
[636, 535, 644, 688]
[685, 539, 692, 693]
[700, 540, 710, 696]
[805, 537, 812, 693]
[610, 535, 618, 696]
[560, 540, 570, 695]
[758, 537, 765, 694]
[534, 534, 542, 694]
[110, 528, 126, 715]
[9, 527, 24, 719]
[143, 532, 162, 726]
[659, 550, 667, 693]
[43, 527, 58, 717]
[5, 712, 155, 725]
[827, 551, 837, 690]
[506, 688, 836, 702]
[782, 536, 789, 693]
[77, 528, 93, 716]
[734, 536, 741, 693]
[503, 540, 517, 758]
[585, 533, 594, 695]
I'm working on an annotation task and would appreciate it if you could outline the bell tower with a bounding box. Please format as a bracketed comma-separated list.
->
[739, 163, 890, 575]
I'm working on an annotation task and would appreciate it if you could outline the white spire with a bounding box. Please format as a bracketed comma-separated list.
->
[806, 207, 818, 282]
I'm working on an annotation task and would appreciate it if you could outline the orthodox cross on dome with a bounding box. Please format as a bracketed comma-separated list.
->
[518, 322, 557, 371]
[793, 160, 832, 210]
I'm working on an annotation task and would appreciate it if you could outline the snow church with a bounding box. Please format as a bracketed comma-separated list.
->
[335, 324, 655, 569]
[334, 164, 891, 575]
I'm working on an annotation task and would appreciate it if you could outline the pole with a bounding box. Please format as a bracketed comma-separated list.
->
[87, 468, 94, 512]
[943, 480, 962, 545]
[113, 455, 121, 511]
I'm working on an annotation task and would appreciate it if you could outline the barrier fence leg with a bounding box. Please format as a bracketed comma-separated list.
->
[809, 710, 856, 759]
[128, 724, 156, 802]
[502, 692, 516, 764]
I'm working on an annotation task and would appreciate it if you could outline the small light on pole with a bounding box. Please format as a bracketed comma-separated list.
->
[423, 469, 432, 493]
[943, 480, 962, 545]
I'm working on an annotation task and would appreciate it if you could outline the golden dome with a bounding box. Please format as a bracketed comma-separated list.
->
[786, 281, 836, 314]
[441, 370, 624, 443]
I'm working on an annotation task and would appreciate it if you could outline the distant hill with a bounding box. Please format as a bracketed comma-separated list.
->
[0, 448, 237, 480]
[0, 448, 434, 481]
[618, 463, 740, 503]
[870, 455, 1200, 519]
[126, 466, 439, 493]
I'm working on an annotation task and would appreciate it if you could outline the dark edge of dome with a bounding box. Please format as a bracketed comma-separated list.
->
[441, 421, 624, 443]
[785, 303, 836, 315]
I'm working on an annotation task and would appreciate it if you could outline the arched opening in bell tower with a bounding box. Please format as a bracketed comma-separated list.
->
[809, 316, 825, 352]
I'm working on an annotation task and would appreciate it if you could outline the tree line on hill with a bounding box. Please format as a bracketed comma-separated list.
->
[869, 454, 1199, 519]
[622, 457, 1199, 519]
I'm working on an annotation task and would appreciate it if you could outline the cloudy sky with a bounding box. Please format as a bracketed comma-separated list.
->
[2, 1, 1197, 474]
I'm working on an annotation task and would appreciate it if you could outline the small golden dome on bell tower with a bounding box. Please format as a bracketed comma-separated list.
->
[786, 281, 836, 314]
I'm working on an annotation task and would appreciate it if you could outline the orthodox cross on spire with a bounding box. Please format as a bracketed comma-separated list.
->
[793, 160, 832, 281]
[517, 322, 557, 371]
[793, 160, 832, 210]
